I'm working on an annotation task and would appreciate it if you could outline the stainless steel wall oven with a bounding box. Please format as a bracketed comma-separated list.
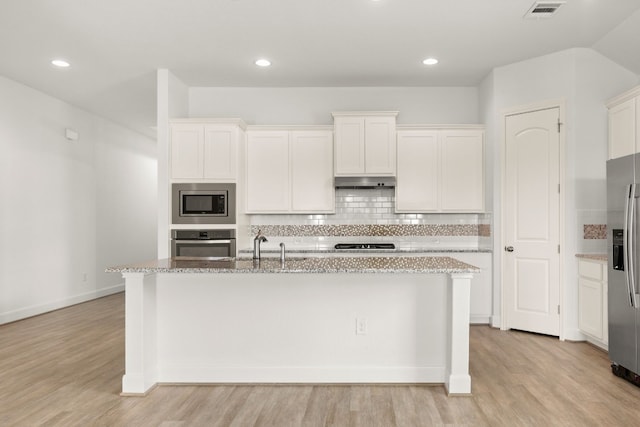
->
[171, 229, 236, 258]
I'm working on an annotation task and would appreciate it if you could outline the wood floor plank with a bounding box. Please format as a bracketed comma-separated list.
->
[4, 293, 640, 426]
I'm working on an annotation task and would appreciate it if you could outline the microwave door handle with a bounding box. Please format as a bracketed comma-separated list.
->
[625, 184, 637, 308]
[176, 240, 233, 244]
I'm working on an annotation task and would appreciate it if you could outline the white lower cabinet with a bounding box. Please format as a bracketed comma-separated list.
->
[454, 252, 492, 324]
[246, 129, 334, 213]
[396, 128, 484, 213]
[578, 258, 608, 349]
[433, 252, 492, 324]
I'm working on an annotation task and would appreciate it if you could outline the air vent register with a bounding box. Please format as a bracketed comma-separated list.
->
[524, 1, 565, 19]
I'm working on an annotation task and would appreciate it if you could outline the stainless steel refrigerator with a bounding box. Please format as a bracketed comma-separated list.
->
[607, 153, 640, 385]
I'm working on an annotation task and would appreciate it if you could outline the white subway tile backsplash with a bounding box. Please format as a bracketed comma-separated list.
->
[248, 189, 492, 248]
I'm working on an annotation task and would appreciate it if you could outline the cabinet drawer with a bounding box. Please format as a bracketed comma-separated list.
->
[579, 260, 602, 280]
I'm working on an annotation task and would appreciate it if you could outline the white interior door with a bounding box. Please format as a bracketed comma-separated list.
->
[504, 107, 561, 336]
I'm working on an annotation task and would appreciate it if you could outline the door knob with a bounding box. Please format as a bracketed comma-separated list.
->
[505, 246, 514, 252]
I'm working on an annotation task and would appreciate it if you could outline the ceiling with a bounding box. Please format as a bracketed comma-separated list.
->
[1, 0, 640, 138]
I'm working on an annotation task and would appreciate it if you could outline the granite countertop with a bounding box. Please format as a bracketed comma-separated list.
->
[575, 254, 607, 262]
[107, 256, 480, 275]
[238, 247, 492, 255]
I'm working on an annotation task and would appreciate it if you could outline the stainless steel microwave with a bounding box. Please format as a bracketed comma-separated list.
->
[172, 183, 236, 224]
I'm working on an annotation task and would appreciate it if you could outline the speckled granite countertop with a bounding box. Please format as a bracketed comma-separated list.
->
[107, 256, 480, 274]
[238, 248, 492, 255]
[575, 254, 607, 262]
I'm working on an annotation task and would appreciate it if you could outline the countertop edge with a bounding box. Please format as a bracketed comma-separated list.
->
[106, 256, 480, 275]
[575, 254, 607, 262]
[239, 248, 492, 254]
[106, 267, 479, 274]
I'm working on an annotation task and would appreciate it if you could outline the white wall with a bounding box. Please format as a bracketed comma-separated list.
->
[157, 69, 189, 258]
[0, 74, 157, 324]
[478, 70, 498, 327]
[484, 47, 638, 339]
[189, 87, 480, 125]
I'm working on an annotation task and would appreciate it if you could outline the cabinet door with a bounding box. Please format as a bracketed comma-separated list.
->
[579, 276, 604, 339]
[365, 116, 396, 175]
[609, 98, 636, 160]
[334, 117, 365, 175]
[453, 253, 493, 324]
[203, 125, 237, 180]
[171, 124, 203, 179]
[246, 131, 290, 212]
[440, 130, 484, 212]
[291, 131, 334, 212]
[395, 130, 439, 212]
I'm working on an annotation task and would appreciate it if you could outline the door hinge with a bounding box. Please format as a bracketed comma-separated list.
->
[557, 119, 563, 133]
[557, 305, 560, 315]
[558, 244, 560, 254]
[558, 183, 560, 194]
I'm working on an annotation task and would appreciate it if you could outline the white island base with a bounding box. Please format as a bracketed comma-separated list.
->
[119, 268, 473, 396]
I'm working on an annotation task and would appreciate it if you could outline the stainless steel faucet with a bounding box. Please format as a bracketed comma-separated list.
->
[279, 242, 286, 263]
[253, 229, 268, 260]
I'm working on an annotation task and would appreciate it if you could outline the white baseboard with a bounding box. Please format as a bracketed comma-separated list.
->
[490, 315, 502, 328]
[563, 328, 586, 342]
[0, 283, 124, 325]
[470, 316, 491, 324]
[158, 365, 446, 384]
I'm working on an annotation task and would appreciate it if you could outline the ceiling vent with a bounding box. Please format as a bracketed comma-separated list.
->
[524, 1, 566, 19]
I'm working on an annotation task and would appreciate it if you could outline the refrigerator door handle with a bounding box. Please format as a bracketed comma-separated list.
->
[625, 184, 638, 308]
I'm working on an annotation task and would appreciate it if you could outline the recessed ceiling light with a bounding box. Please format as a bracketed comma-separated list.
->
[422, 58, 439, 66]
[51, 59, 70, 68]
[255, 59, 271, 67]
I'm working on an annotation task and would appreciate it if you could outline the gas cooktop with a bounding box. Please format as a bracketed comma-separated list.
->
[334, 243, 396, 250]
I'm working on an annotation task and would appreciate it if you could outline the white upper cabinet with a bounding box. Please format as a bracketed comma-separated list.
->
[440, 130, 484, 212]
[246, 131, 291, 212]
[203, 126, 237, 180]
[607, 86, 640, 160]
[396, 130, 439, 212]
[171, 120, 244, 181]
[396, 127, 484, 213]
[290, 131, 335, 212]
[333, 112, 398, 176]
[246, 128, 334, 214]
[171, 124, 203, 179]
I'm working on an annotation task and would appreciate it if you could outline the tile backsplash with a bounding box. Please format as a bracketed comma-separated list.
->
[247, 188, 492, 250]
[577, 209, 607, 254]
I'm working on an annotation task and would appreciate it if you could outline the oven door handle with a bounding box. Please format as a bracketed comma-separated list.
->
[174, 240, 233, 244]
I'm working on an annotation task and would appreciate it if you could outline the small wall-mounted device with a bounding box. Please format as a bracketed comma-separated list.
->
[65, 128, 79, 141]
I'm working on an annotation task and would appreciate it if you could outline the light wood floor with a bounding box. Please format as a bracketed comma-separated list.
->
[2, 293, 640, 426]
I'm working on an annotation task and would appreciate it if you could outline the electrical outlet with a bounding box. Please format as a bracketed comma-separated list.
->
[356, 317, 368, 335]
[82, 273, 88, 282]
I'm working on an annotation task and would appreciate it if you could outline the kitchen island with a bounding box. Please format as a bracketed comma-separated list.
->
[107, 256, 478, 396]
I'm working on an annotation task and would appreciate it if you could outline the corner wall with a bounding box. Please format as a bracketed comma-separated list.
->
[156, 69, 188, 258]
[483, 47, 638, 339]
[0, 74, 157, 324]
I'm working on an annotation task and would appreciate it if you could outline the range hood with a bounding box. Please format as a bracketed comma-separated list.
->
[334, 176, 396, 189]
